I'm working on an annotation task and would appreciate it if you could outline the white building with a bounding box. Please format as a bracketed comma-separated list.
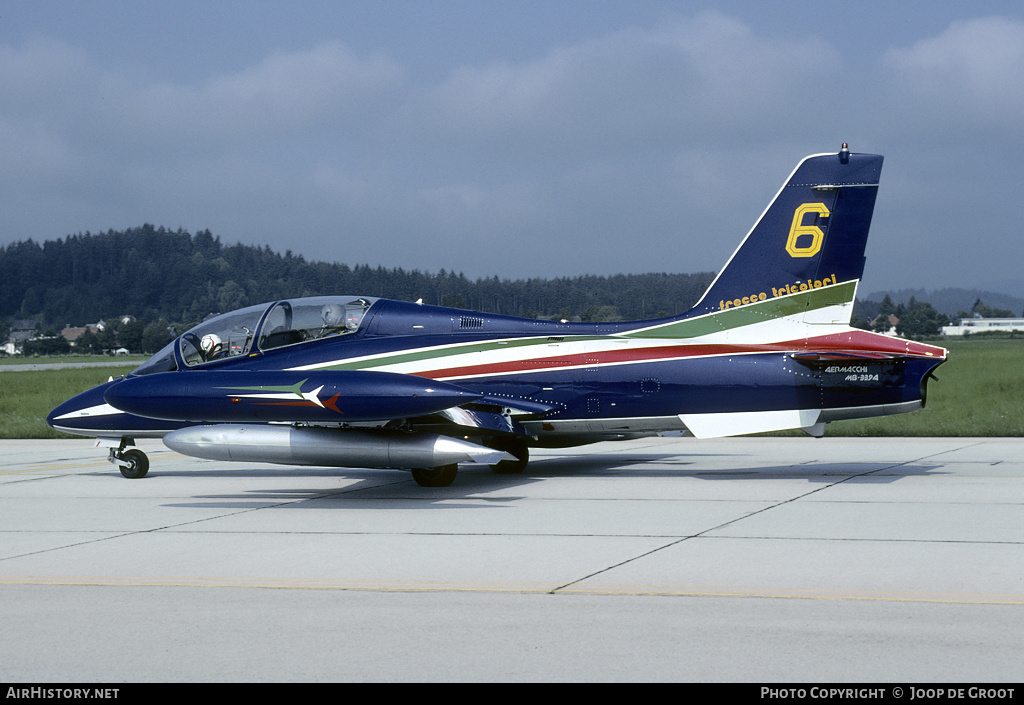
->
[941, 318, 1024, 336]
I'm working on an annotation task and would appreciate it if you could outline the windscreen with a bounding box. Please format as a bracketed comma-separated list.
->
[179, 302, 267, 367]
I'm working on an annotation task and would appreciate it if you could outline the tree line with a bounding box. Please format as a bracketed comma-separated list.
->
[853, 294, 949, 339]
[1, 226, 713, 354]
[852, 295, 1022, 339]
[5, 226, 1011, 355]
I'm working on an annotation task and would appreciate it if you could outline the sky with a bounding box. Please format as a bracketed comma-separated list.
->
[3, 1, 1024, 297]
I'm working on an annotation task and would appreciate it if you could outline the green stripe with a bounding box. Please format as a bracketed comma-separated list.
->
[622, 281, 857, 339]
[298, 335, 606, 372]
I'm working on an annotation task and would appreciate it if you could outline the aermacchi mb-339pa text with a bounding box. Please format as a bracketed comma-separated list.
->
[48, 146, 947, 487]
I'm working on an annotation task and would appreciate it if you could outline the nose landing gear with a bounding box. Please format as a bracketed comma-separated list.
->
[105, 438, 150, 479]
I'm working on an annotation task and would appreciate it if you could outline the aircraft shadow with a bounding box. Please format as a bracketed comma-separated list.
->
[155, 451, 948, 510]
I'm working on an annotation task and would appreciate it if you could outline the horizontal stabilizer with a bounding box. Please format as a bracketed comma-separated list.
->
[679, 409, 822, 439]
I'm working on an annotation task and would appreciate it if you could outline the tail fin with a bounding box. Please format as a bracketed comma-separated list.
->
[688, 145, 883, 320]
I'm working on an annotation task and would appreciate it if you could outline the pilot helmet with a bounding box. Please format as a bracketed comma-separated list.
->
[321, 303, 345, 327]
[200, 333, 222, 354]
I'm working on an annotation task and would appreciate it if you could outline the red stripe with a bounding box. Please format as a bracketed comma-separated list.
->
[413, 330, 945, 380]
[790, 330, 946, 358]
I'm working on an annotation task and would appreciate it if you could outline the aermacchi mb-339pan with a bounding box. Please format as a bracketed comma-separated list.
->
[48, 145, 947, 487]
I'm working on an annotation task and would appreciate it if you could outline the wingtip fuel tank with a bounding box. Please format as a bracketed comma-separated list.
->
[103, 370, 482, 424]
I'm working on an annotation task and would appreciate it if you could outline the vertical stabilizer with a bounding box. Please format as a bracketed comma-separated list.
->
[687, 146, 883, 320]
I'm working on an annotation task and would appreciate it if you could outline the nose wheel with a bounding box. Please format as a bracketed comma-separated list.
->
[117, 449, 150, 479]
[107, 439, 150, 479]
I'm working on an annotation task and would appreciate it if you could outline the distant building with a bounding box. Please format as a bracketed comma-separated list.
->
[4, 320, 37, 355]
[61, 326, 87, 343]
[941, 318, 1024, 336]
[870, 314, 899, 336]
[60, 324, 101, 347]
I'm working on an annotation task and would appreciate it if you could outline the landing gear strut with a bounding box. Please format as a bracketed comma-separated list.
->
[107, 438, 149, 479]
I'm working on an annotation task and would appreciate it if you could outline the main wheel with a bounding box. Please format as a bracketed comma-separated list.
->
[119, 448, 149, 479]
[490, 440, 529, 474]
[411, 464, 458, 487]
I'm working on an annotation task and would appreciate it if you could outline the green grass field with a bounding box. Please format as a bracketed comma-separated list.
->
[816, 339, 1023, 436]
[1, 366, 129, 439]
[1, 339, 1021, 439]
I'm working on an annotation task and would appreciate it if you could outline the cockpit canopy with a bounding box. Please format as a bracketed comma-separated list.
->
[132, 296, 377, 376]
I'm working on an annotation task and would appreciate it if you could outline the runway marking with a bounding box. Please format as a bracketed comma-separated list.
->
[0, 448, 181, 477]
[557, 585, 1024, 604]
[0, 575, 556, 594]
[0, 457, 111, 476]
[1, 574, 1022, 604]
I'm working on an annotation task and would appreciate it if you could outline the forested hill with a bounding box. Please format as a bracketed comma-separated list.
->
[1, 225, 714, 329]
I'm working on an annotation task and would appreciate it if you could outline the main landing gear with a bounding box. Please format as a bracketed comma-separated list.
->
[106, 438, 150, 479]
[411, 464, 458, 487]
[409, 438, 531, 487]
[489, 438, 529, 474]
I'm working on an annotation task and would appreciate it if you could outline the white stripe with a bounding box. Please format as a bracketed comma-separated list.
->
[53, 403, 124, 420]
[285, 336, 550, 372]
[284, 308, 855, 378]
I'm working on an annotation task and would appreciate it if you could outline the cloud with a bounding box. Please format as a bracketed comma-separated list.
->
[0, 34, 95, 109]
[859, 15, 1024, 291]
[134, 42, 406, 145]
[3, 10, 1021, 291]
[0, 36, 103, 184]
[391, 11, 847, 275]
[0, 35, 406, 164]
[419, 11, 840, 157]
[0, 34, 408, 238]
[883, 16, 1024, 133]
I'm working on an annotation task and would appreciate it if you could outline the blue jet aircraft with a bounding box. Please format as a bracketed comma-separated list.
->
[48, 145, 948, 486]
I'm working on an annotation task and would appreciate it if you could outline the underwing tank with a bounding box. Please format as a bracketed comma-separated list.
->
[163, 424, 507, 469]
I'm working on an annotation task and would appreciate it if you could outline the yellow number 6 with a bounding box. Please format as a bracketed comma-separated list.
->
[786, 203, 829, 258]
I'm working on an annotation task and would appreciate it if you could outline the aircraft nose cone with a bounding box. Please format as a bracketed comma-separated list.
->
[46, 380, 122, 436]
[45, 403, 64, 429]
[48, 378, 185, 438]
